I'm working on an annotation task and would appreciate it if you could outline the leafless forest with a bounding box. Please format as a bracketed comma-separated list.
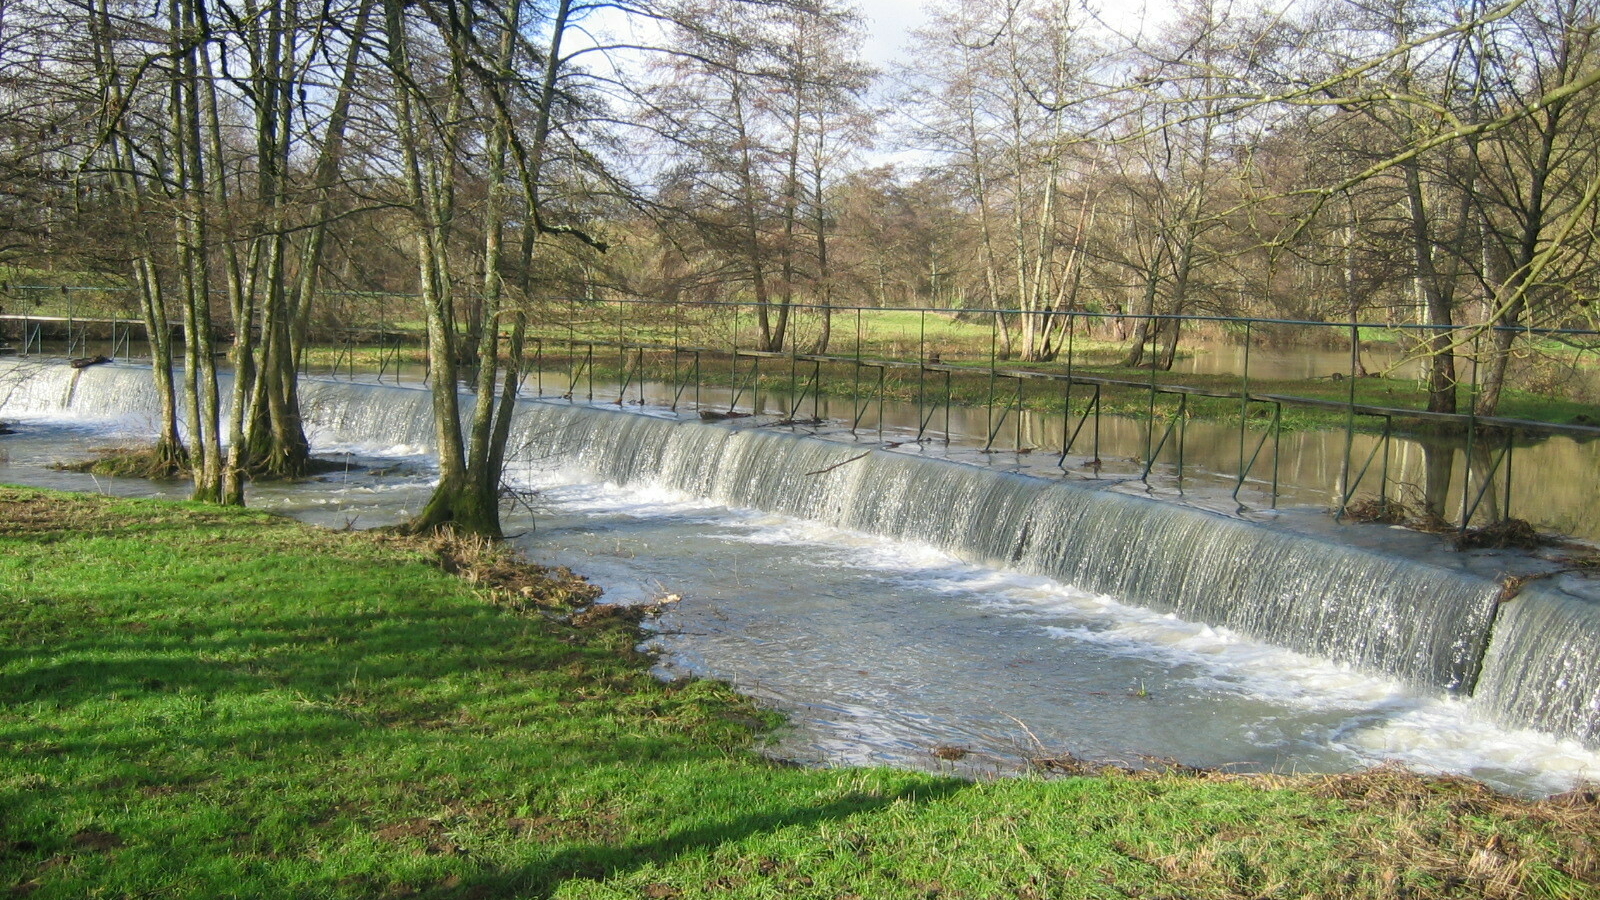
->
[1, 0, 1597, 529]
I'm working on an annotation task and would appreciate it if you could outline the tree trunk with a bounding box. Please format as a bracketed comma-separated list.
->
[197, 20, 253, 503]
[1403, 158, 1458, 414]
[1476, 102, 1561, 416]
[400, 0, 578, 538]
[253, 0, 374, 476]
[91, 0, 186, 470]
[170, 0, 224, 502]
[1121, 260, 1162, 368]
[385, 0, 471, 532]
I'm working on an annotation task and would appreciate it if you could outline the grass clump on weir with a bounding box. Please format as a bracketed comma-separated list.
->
[2, 485, 1597, 899]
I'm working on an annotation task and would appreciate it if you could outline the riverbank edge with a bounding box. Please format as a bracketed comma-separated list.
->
[1, 485, 1597, 899]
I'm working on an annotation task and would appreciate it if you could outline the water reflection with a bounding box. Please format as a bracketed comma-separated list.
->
[536, 372, 1600, 542]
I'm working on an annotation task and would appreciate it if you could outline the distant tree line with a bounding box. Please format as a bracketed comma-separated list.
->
[624, 0, 1600, 419]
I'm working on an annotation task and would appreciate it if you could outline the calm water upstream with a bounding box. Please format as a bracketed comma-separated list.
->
[554, 371, 1600, 542]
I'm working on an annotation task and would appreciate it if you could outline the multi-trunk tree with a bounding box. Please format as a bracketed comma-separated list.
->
[73, 0, 378, 499]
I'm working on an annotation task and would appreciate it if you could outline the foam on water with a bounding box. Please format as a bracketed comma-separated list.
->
[1330, 705, 1600, 796]
[513, 462, 1600, 792]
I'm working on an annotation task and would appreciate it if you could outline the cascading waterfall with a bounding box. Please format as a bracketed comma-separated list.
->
[4, 360, 1597, 750]
[500, 400, 1502, 692]
[1476, 582, 1600, 746]
[0, 360, 162, 419]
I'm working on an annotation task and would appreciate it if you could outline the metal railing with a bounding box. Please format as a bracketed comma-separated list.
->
[7, 284, 1597, 536]
[498, 298, 1600, 537]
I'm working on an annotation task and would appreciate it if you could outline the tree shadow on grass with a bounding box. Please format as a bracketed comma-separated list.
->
[445, 776, 971, 900]
[1, 610, 497, 705]
[0, 604, 569, 795]
[0, 518, 974, 899]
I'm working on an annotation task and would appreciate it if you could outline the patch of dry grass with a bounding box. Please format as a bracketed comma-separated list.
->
[396, 527, 605, 612]
[50, 443, 187, 480]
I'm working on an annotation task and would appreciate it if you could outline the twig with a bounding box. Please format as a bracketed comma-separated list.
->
[1499, 562, 1597, 601]
[1000, 712, 1048, 757]
[802, 451, 871, 477]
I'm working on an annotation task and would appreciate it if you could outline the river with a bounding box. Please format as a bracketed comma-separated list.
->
[2, 360, 1597, 796]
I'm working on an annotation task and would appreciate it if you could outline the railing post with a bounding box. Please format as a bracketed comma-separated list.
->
[1336, 320, 1358, 518]
[730, 299, 740, 413]
[1503, 435, 1514, 524]
[918, 309, 928, 438]
[986, 309, 999, 443]
[813, 357, 823, 423]
[1146, 320, 1158, 467]
[1060, 313, 1075, 468]
[1237, 320, 1252, 495]
[850, 307, 862, 437]
[1014, 377, 1024, 452]
[1176, 393, 1188, 489]
[1270, 403, 1281, 508]
[1460, 331, 1481, 532]
[877, 364, 885, 444]
[943, 369, 952, 445]
[1379, 416, 1392, 511]
[570, 340, 581, 399]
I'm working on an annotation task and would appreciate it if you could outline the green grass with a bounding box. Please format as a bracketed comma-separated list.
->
[3, 486, 1598, 898]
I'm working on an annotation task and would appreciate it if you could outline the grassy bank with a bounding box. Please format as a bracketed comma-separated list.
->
[2, 487, 1597, 899]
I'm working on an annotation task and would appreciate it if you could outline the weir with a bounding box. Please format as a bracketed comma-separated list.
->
[4, 359, 1598, 751]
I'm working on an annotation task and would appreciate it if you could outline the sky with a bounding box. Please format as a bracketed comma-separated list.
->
[851, 0, 928, 69]
[849, 0, 1174, 70]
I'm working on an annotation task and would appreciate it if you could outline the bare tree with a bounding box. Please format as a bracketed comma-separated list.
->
[646, 0, 870, 352]
[382, 0, 612, 536]
[1462, 0, 1600, 413]
[84, 0, 187, 471]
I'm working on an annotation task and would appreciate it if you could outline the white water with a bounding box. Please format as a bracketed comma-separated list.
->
[3, 359, 1598, 796]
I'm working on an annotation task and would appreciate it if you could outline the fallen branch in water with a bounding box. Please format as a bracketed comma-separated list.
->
[803, 451, 872, 476]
